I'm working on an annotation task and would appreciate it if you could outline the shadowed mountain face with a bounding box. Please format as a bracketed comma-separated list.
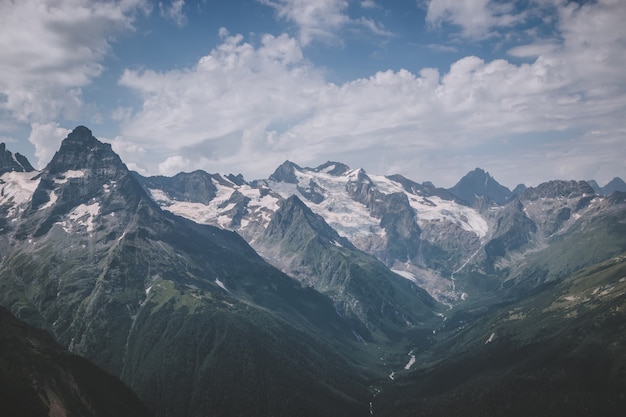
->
[0, 143, 34, 175]
[1, 127, 625, 417]
[256, 194, 440, 342]
[448, 167, 512, 206]
[0, 306, 153, 417]
[0, 127, 371, 417]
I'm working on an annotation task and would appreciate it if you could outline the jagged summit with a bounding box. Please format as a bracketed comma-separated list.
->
[269, 160, 301, 183]
[601, 177, 626, 195]
[46, 126, 127, 175]
[266, 194, 354, 249]
[520, 180, 596, 201]
[26, 126, 145, 225]
[270, 161, 354, 183]
[585, 177, 625, 195]
[0, 143, 35, 175]
[511, 183, 527, 197]
[448, 167, 512, 206]
[314, 161, 351, 176]
[135, 169, 219, 204]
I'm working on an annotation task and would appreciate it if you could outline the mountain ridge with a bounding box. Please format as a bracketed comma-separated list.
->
[447, 167, 512, 206]
[0, 127, 377, 417]
[1, 127, 625, 417]
[0, 143, 34, 175]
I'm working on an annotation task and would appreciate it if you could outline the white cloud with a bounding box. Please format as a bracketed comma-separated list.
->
[28, 123, 71, 169]
[258, 0, 349, 45]
[426, 43, 458, 53]
[258, 0, 391, 45]
[508, 43, 558, 58]
[159, 0, 187, 26]
[357, 17, 393, 37]
[118, 0, 626, 186]
[119, 32, 322, 148]
[0, 0, 147, 122]
[158, 155, 204, 175]
[360, 0, 378, 9]
[426, 0, 527, 39]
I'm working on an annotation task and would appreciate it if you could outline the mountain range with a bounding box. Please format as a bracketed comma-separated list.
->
[0, 126, 625, 416]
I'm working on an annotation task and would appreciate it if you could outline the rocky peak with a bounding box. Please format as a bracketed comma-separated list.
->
[269, 160, 301, 183]
[521, 180, 596, 201]
[601, 177, 626, 195]
[587, 179, 602, 194]
[225, 173, 246, 186]
[345, 168, 374, 203]
[264, 194, 354, 250]
[165, 170, 218, 204]
[45, 126, 127, 176]
[511, 183, 527, 197]
[386, 174, 457, 200]
[314, 161, 351, 176]
[0, 143, 35, 175]
[27, 126, 145, 220]
[448, 167, 512, 206]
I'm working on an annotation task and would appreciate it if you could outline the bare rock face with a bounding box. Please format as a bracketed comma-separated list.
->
[269, 160, 301, 183]
[448, 167, 512, 206]
[0, 127, 376, 417]
[137, 170, 218, 204]
[0, 142, 34, 175]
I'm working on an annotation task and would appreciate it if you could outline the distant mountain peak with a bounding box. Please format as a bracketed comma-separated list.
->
[28, 126, 137, 216]
[46, 125, 127, 175]
[314, 161, 351, 176]
[521, 180, 596, 201]
[0, 142, 35, 175]
[602, 177, 626, 195]
[269, 160, 301, 183]
[448, 167, 512, 206]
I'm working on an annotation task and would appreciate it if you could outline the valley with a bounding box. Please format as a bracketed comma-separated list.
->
[0, 126, 625, 416]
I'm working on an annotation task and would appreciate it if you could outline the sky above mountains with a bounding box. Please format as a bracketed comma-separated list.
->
[0, 0, 624, 188]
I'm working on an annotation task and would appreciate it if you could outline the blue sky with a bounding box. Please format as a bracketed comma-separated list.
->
[1, 0, 624, 188]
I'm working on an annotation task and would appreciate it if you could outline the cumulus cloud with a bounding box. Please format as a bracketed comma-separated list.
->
[118, 0, 626, 186]
[119, 32, 322, 147]
[0, 0, 147, 122]
[28, 123, 71, 169]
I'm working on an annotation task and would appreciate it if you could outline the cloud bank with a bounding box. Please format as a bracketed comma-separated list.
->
[117, 0, 626, 186]
[0, 0, 623, 187]
[0, 0, 148, 166]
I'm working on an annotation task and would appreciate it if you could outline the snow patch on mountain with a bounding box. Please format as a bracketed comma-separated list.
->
[215, 278, 229, 292]
[0, 171, 40, 217]
[404, 351, 416, 370]
[268, 169, 384, 240]
[150, 177, 281, 231]
[54, 170, 86, 184]
[391, 269, 419, 283]
[268, 168, 488, 241]
[56, 202, 100, 233]
[370, 174, 488, 238]
[39, 190, 58, 210]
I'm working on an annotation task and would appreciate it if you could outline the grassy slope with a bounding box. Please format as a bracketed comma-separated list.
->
[0, 306, 153, 417]
[0, 205, 373, 417]
[375, 253, 626, 416]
